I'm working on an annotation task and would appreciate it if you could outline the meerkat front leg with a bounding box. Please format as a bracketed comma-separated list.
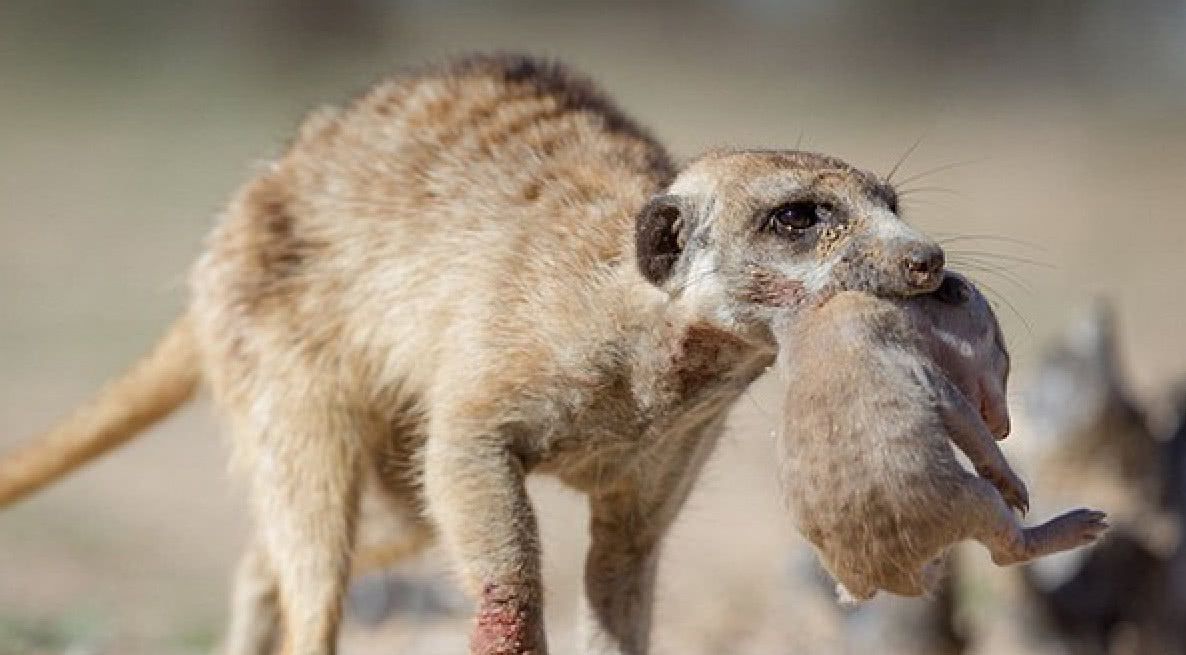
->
[936, 378, 1029, 513]
[582, 488, 666, 655]
[580, 421, 725, 655]
[424, 417, 546, 655]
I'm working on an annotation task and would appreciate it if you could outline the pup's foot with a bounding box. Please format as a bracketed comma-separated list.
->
[979, 465, 1030, 515]
[1025, 508, 1109, 557]
[1053, 508, 1110, 544]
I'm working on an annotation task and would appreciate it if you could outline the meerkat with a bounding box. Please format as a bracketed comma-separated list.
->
[0, 54, 951, 655]
[777, 274, 1108, 602]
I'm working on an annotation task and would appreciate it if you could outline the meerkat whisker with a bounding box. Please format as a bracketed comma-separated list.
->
[947, 259, 1034, 295]
[936, 233, 1049, 252]
[896, 185, 967, 199]
[971, 276, 1034, 335]
[891, 157, 990, 189]
[947, 249, 1055, 269]
[883, 133, 928, 185]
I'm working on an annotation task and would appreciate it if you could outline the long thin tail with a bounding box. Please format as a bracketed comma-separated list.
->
[0, 316, 199, 506]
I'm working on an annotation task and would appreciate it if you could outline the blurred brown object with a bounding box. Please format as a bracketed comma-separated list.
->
[1021, 303, 1186, 655]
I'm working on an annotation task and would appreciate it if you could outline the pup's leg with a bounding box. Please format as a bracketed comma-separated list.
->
[223, 538, 280, 655]
[961, 477, 1107, 565]
[249, 408, 363, 655]
[424, 418, 545, 655]
[938, 377, 1029, 513]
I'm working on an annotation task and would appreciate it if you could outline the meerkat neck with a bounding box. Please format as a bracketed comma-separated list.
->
[619, 284, 774, 414]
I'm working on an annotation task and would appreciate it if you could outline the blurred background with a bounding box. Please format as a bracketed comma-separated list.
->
[2, 1, 1186, 653]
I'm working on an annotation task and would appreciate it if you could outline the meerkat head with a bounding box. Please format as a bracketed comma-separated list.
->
[914, 271, 1012, 438]
[634, 149, 945, 332]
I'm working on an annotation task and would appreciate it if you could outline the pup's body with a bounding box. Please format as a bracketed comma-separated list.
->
[778, 281, 1107, 601]
[1, 55, 952, 654]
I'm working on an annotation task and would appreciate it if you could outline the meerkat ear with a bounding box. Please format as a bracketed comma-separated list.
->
[635, 194, 690, 286]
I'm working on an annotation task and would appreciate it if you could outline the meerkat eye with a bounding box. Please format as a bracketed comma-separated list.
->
[768, 201, 831, 235]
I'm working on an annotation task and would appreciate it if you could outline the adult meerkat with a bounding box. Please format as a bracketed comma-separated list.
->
[777, 277, 1107, 602]
[0, 55, 949, 655]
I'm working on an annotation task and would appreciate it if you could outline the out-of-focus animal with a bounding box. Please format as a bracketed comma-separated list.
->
[1022, 302, 1185, 655]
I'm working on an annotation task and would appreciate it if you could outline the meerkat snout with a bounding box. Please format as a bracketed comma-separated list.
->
[904, 243, 946, 291]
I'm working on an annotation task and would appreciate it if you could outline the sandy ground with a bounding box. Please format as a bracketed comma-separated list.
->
[3, 7, 1186, 654]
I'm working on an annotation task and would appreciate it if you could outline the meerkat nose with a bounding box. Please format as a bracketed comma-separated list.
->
[904, 244, 945, 290]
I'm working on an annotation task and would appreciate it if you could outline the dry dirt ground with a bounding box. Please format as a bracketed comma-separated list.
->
[3, 12, 1186, 655]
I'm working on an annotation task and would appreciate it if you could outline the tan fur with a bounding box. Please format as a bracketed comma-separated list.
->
[777, 281, 1108, 601]
[2, 55, 951, 654]
[0, 317, 198, 505]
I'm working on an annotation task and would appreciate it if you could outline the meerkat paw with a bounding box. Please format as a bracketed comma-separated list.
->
[1059, 508, 1110, 544]
[1015, 508, 1110, 563]
[980, 466, 1030, 515]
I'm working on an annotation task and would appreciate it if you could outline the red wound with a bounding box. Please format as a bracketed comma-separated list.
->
[471, 582, 540, 655]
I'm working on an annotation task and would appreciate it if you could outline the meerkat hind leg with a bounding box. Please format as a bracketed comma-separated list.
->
[962, 476, 1107, 566]
[222, 538, 280, 655]
[249, 408, 364, 655]
[352, 459, 436, 576]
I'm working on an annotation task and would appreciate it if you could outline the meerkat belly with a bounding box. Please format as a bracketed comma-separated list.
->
[790, 450, 959, 595]
[786, 384, 964, 561]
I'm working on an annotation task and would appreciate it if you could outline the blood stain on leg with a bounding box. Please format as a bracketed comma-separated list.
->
[471, 581, 539, 655]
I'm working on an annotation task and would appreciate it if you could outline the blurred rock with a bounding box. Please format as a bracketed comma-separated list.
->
[346, 569, 470, 628]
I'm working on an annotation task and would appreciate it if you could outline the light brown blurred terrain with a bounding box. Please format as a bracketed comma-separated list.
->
[2, 2, 1186, 653]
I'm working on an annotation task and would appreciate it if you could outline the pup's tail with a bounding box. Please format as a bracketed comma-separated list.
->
[0, 316, 200, 506]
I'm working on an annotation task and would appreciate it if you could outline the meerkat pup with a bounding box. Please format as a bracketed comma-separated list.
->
[1, 54, 953, 655]
[777, 273, 1108, 602]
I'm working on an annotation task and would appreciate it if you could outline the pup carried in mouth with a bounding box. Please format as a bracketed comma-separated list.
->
[777, 272, 1107, 601]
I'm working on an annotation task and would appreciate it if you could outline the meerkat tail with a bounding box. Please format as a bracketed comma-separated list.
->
[0, 316, 200, 506]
